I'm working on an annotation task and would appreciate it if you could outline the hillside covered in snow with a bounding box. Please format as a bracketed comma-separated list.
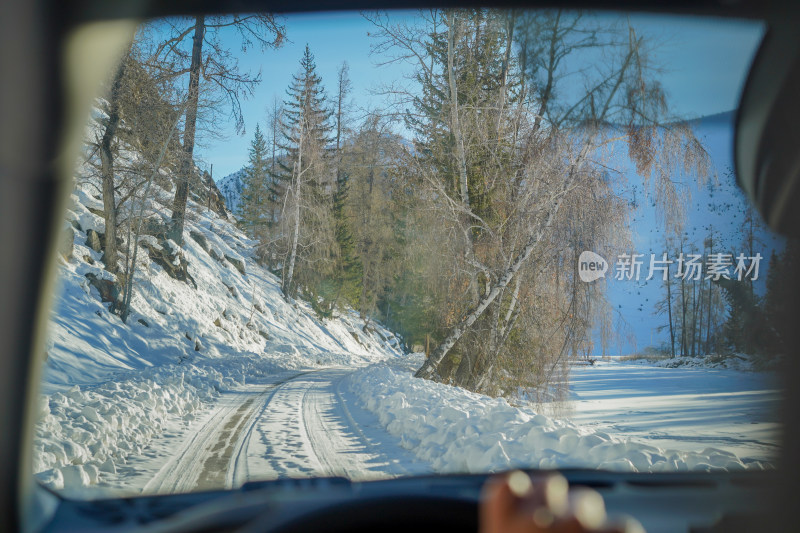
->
[33, 108, 405, 494]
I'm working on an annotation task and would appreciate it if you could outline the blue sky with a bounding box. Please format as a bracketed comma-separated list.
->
[194, 11, 415, 179]
[190, 10, 765, 180]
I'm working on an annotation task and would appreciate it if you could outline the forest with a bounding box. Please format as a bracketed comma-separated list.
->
[84, 9, 792, 399]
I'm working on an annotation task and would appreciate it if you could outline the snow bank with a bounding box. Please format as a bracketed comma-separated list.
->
[33, 354, 304, 494]
[616, 353, 778, 372]
[35, 364, 226, 492]
[344, 358, 769, 474]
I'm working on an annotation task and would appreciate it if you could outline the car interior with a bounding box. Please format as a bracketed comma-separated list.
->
[1, 0, 799, 532]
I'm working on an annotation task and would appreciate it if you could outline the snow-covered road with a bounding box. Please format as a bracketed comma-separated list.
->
[246, 368, 429, 481]
[132, 368, 428, 494]
[94, 359, 777, 496]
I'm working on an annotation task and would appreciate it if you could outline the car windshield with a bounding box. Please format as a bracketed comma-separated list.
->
[34, 9, 784, 498]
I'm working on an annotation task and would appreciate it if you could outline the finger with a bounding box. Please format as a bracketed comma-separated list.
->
[504, 471, 569, 512]
[481, 472, 560, 533]
[521, 474, 569, 528]
[508, 470, 535, 499]
[480, 474, 519, 533]
[539, 474, 570, 518]
[566, 487, 607, 530]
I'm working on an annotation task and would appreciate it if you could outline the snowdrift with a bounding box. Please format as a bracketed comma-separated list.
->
[344, 356, 771, 474]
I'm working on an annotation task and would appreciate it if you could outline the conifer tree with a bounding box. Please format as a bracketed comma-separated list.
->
[240, 124, 270, 240]
[330, 61, 363, 309]
[332, 170, 363, 308]
[276, 45, 335, 301]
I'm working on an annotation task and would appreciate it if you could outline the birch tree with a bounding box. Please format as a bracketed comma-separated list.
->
[366, 9, 709, 391]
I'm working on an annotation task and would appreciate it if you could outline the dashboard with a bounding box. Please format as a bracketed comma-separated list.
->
[40, 470, 777, 533]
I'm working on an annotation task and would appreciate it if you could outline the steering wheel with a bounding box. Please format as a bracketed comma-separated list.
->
[245, 494, 479, 533]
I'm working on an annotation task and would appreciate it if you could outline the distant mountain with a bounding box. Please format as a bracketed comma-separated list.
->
[217, 169, 246, 216]
[688, 109, 736, 127]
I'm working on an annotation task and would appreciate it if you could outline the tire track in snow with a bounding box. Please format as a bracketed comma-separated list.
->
[300, 373, 371, 478]
[246, 368, 423, 482]
[147, 368, 424, 493]
[144, 372, 310, 494]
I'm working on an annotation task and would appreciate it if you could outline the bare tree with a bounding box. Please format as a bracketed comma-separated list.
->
[120, 99, 188, 322]
[144, 15, 286, 245]
[366, 9, 710, 391]
[88, 35, 182, 281]
[97, 56, 128, 275]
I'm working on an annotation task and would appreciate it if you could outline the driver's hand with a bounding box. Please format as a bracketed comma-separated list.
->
[480, 471, 645, 533]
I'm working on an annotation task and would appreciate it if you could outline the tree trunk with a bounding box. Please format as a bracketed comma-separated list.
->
[169, 15, 205, 245]
[453, 272, 520, 387]
[121, 99, 187, 322]
[283, 129, 303, 298]
[691, 277, 698, 356]
[666, 263, 675, 357]
[679, 244, 687, 356]
[446, 11, 469, 208]
[335, 65, 346, 190]
[705, 235, 714, 352]
[99, 58, 127, 274]
[415, 130, 597, 382]
[495, 11, 515, 134]
[697, 255, 704, 356]
[268, 101, 280, 269]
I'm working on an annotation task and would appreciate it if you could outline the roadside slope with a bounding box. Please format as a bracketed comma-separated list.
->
[34, 114, 405, 493]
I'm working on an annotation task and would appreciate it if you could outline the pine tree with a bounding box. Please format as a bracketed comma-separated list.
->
[240, 124, 270, 239]
[328, 61, 363, 310]
[277, 45, 333, 189]
[407, 9, 515, 221]
[265, 99, 284, 230]
[276, 45, 335, 301]
[332, 170, 363, 308]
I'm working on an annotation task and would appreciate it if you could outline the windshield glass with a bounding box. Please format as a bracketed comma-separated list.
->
[35, 9, 782, 498]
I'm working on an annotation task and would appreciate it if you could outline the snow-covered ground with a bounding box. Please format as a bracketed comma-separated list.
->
[101, 368, 431, 496]
[34, 109, 780, 498]
[34, 114, 406, 495]
[65, 355, 779, 498]
[607, 353, 773, 371]
[562, 361, 780, 462]
[37, 196, 406, 494]
[342, 356, 777, 476]
[216, 169, 245, 216]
